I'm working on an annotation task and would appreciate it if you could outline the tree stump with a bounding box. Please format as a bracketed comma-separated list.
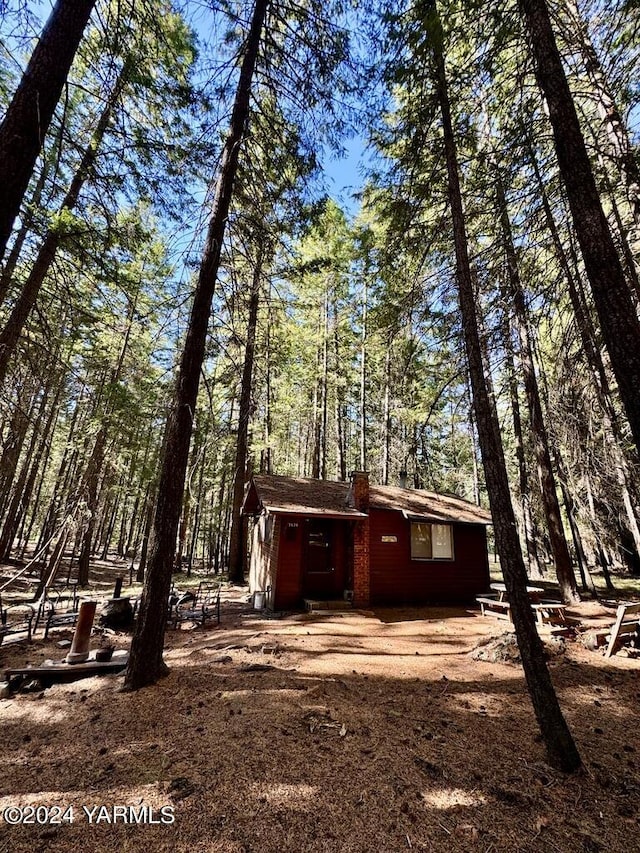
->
[100, 597, 133, 629]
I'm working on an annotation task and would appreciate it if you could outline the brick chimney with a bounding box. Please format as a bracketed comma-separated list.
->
[347, 472, 370, 608]
[347, 471, 369, 513]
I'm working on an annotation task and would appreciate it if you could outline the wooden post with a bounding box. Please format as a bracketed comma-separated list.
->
[65, 600, 96, 664]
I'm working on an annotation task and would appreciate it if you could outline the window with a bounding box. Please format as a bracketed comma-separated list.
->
[410, 522, 453, 560]
[264, 515, 274, 544]
[411, 523, 432, 559]
[432, 523, 453, 558]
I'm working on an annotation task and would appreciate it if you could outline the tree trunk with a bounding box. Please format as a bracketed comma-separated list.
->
[124, 0, 268, 691]
[500, 312, 542, 580]
[556, 459, 596, 596]
[0, 159, 49, 306]
[0, 384, 38, 516]
[261, 293, 273, 474]
[382, 343, 392, 485]
[333, 302, 347, 481]
[320, 290, 329, 479]
[136, 491, 155, 584]
[77, 426, 107, 586]
[598, 166, 640, 304]
[495, 172, 578, 602]
[99, 473, 122, 560]
[0, 63, 126, 384]
[19, 397, 59, 556]
[562, 0, 640, 228]
[228, 254, 262, 583]
[518, 0, 640, 457]
[116, 431, 144, 555]
[359, 277, 367, 471]
[35, 524, 70, 600]
[585, 473, 615, 591]
[35, 392, 84, 553]
[188, 450, 207, 571]
[0, 0, 96, 260]
[467, 386, 481, 505]
[429, 0, 580, 772]
[214, 459, 230, 574]
[173, 494, 190, 574]
[526, 137, 640, 568]
[0, 380, 61, 558]
[122, 491, 140, 557]
[125, 425, 155, 556]
[311, 333, 322, 479]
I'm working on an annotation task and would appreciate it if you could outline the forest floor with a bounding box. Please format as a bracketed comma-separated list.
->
[0, 558, 639, 852]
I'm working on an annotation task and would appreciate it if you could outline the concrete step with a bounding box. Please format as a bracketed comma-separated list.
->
[304, 598, 353, 613]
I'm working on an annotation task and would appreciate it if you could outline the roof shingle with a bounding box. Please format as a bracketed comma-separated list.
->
[245, 474, 491, 525]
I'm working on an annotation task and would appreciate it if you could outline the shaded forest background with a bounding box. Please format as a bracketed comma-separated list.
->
[1, 0, 640, 594]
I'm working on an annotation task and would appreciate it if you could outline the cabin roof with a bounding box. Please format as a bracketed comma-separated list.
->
[369, 483, 491, 525]
[242, 474, 491, 525]
[242, 475, 367, 518]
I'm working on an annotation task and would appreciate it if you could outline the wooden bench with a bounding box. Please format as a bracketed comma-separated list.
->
[476, 595, 566, 628]
[490, 582, 544, 601]
[531, 601, 566, 626]
[476, 596, 512, 620]
[604, 602, 640, 658]
[170, 582, 221, 629]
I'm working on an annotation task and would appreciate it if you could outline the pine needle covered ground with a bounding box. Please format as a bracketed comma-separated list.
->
[0, 564, 638, 853]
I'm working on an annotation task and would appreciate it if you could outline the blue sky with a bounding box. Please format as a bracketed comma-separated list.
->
[323, 134, 368, 216]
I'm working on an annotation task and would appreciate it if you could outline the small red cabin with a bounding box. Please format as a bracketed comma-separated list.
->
[241, 472, 491, 610]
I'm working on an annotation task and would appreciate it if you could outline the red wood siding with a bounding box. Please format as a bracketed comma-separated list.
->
[254, 506, 490, 609]
[369, 509, 489, 604]
[273, 515, 350, 609]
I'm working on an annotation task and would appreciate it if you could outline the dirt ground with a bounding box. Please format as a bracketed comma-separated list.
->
[0, 568, 639, 853]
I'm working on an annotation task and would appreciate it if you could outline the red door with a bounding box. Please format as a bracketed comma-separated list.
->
[303, 519, 343, 598]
